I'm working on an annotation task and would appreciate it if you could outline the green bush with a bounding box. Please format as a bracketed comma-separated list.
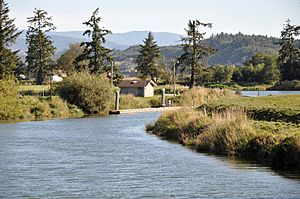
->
[0, 78, 24, 120]
[57, 71, 113, 114]
[19, 96, 84, 120]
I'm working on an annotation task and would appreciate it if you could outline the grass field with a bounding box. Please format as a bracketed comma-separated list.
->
[18, 85, 51, 96]
[209, 95, 300, 112]
[199, 95, 300, 123]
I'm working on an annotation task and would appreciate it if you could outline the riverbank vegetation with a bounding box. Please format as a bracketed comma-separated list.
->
[147, 108, 300, 169]
[57, 71, 113, 115]
[0, 78, 83, 121]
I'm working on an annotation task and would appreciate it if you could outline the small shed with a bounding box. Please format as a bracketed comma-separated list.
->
[119, 79, 157, 97]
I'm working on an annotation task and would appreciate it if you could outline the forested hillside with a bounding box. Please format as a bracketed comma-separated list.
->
[113, 33, 286, 66]
[206, 32, 281, 65]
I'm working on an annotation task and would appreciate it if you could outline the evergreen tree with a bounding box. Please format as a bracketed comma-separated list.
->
[75, 8, 112, 74]
[277, 20, 300, 80]
[26, 8, 56, 85]
[0, 0, 21, 79]
[136, 32, 161, 83]
[179, 20, 217, 88]
[57, 43, 85, 74]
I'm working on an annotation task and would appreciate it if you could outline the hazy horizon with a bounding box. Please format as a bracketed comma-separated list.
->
[7, 0, 300, 38]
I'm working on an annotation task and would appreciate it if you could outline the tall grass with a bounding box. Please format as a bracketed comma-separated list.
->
[179, 87, 235, 107]
[119, 94, 151, 109]
[195, 109, 255, 154]
[149, 108, 209, 143]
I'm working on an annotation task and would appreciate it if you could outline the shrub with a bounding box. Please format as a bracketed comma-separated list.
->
[57, 71, 113, 114]
[19, 96, 84, 120]
[0, 78, 24, 120]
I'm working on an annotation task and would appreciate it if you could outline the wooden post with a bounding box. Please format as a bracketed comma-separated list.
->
[115, 90, 120, 111]
[173, 61, 176, 96]
[161, 88, 166, 107]
[49, 75, 53, 100]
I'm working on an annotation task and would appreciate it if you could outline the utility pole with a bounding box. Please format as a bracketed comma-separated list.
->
[173, 60, 179, 96]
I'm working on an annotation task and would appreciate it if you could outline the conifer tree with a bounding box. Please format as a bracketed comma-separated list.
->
[277, 20, 300, 80]
[179, 20, 217, 88]
[136, 32, 161, 82]
[26, 8, 56, 85]
[75, 8, 112, 74]
[0, 0, 21, 79]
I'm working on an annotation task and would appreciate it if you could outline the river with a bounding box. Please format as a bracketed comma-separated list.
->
[0, 112, 299, 198]
[240, 90, 300, 97]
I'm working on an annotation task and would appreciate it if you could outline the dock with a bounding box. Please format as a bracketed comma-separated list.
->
[109, 107, 181, 115]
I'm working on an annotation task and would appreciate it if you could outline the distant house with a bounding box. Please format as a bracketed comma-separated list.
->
[118, 79, 157, 97]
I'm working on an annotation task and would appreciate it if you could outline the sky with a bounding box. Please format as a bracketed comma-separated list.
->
[6, 0, 300, 37]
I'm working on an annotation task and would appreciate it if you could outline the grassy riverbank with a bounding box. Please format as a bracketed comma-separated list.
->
[0, 96, 84, 121]
[147, 108, 300, 169]
[0, 79, 84, 121]
[146, 89, 300, 169]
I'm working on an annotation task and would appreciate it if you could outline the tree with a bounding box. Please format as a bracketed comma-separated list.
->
[179, 20, 217, 88]
[136, 32, 162, 83]
[57, 43, 85, 74]
[0, 0, 21, 79]
[75, 8, 112, 74]
[211, 65, 234, 83]
[26, 8, 56, 85]
[277, 20, 300, 80]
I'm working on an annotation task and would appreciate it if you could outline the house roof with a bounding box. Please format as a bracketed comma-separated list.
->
[118, 79, 157, 88]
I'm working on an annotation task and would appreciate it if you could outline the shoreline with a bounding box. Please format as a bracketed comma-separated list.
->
[146, 108, 300, 171]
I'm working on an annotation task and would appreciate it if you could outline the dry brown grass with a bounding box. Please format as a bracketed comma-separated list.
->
[195, 109, 255, 154]
[179, 87, 236, 107]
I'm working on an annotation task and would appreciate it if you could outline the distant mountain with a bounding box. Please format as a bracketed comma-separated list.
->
[206, 32, 282, 65]
[13, 31, 182, 55]
[106, 31, 182, 46]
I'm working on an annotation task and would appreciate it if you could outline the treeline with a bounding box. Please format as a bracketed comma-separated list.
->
[1, 0, 300, 88]
[193, 52, 280, 85]
[112, 33, 299, 65]
[0, 2, 122, 86]
[113, 31, 300, 85]
[0, 1, 118, 118]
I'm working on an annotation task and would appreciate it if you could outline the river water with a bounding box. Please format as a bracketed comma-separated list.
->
[0, 112, 299, 198]
[240, 90, 300, 97]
